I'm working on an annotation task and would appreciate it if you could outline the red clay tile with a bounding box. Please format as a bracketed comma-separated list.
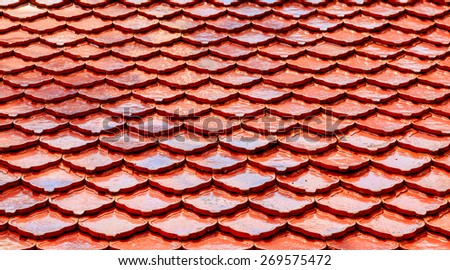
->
[358, 210, 425, 240]
[325, 99, 376, 119]
[0, 85, 23, 102]
[278, 131, 336, 154]
[425, 209, 450, 237]
[269, 99, 319, 119]
[133, 85, 182, 103]
[110, 231, 181, 250]
[159, 131, 216, 154]
[101, 97, 154, 117]
[13, 114, 68, 135]
[186, 147, 246, 173]
[183, 28, 227, 46]
[87, 28, 133, 47]
[436, 14, 450, 30]
[256, 231, 325, 250]
[112, 42, 158, 60]
[186, 55, 234, 73]
[294, 83, 345, 103]
[0, 56, 34, 74]
[344, 14, 387, 31]
[136, 56, 184, 74]
[405, 167, 450, 196]
[356, 113, 410, 135]
[69, 112, 124, 135]
[0, 216, 7, 230]
[114, 15, 157, 33]
[79, 209, 147, 240]
[107, 69, 157, 88]
[372, 28, 416, 47]
[0, 29, 39, 46]
[219, 209, 285, 240]
[219, 129, 275, 154]
[338, 55, 385, 73]
[406, 42, 449, 59]
[160, 15, 203, 32]
[86, 167, 147, 194]
[288, 55, 335, 73]
[391, 14, 434, 33]
[37, 232, 108, 250]
[125, 148, 184, 173]
[49, 4, 91, 20]
[431, 100, 450, 118]
[0, 98, 44, 118]
[185, 84, 237, 104]
[315, 68, 364, 88]
[388, 55, 435, 74]
[22, 166, 84, 193]
[249, 147, 308, 174]
[0, 231, 35, 250]
[159, 68, 208, 89]
[318, 2, 359, 18]
[250, 187, 314, 217]
[156, 98, 210, 118]
[150, 166, 211, 194]
[63, 43, 109, 60]
[289, 209, 355, 240]
[252, 14, 297, 32]
[0, 129, 38, 152]
[213, 165, 275, 194]
[302, 113, 355, 135]
[63, 147, 122, 173]
[21, 16, 66, 33]
[357, 42, 402, 60]
[229, 29, 276, 46]
[184, 232, 252, 250]
[209, 41, 256, 60]
[362, 2, 404, 18]
[341, 167, 403, 195]
[4, 70, 53, 88]
[0, 167, 21, 192]
[316, 187, 381, 217]
[413, 114, 450, 136]
[50, 187, 113, 216]
[372, 147, 431, 175]
[1, 147, 61, 172]
[366, 68, 416, 88]
[338, 129, 396, 154]
[183, 2, 226, 19]
[272, 2, 315, 19]
[299, 14, 342, 31]
[398, 130, 450, 154]
[418, 69, 450, 88]
[206, 15, 250, 32]
[93, 2, 135, 19]
[263, 69, 312, 87]
[54, 70, 105, 88]
[406, 1, 447, 18]
[135, 28, 181, 46]
[420, 28, 450, 46]
[383, 187, 447, 217]
[399, 84, 450, 104]
[149, 209, 216, 240]
[67, 15, 111, 33]
[278, 28, 322, 46]
[138, 3, 181, 19]
[323, 28, 369, 46]
[182, 187, 247, 216]
[181, 113, 236, 134]
[0, 17, 20, 33]
[212, 99, 264, 118]
[40, 29, 85, 47]
[39, 129, 97, 153]
[127, 115, 182, 136]
[25, 84, 77, 103]
[160, 42, 208, 60]
[227, 2, 271, 19]
[100, 131, 157, 153]
[116, 187, 180, 216]
[46, 98, 99, 118]
[77, 0, 111, 8]
[86, 55, 133, 74]
[237, 55, 285, 74]
[259, 43, 304, 60]
[378, 98, 428, 118]
[401, 232, 450, 250]
[327, 232, 398, 250]
[346, 84, 396, 103]
[310, 148, 370, 172]
[0, 186, 47, 215]
[9, 209, 77, 239]
[4, 4, 46, 20]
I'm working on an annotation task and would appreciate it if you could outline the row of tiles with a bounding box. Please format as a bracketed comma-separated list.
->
[1, 183, 450, 218]
[1, 2, 449, 23]
[1, 158, 449, 195]
[1, 120, 449, 154]
[2, 229, 450, 250]
[2, 205, 450, 241]
[3, 49, 450, 75]
[1, 81, 449, 106]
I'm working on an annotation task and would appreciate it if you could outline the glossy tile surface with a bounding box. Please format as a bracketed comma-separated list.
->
[0, 0, 449, 250]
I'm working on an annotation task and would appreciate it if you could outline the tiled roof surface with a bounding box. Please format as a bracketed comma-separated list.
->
[0, 0, 450, 250]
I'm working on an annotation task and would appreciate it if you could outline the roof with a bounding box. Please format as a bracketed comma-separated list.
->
[0, 0, 450, 250]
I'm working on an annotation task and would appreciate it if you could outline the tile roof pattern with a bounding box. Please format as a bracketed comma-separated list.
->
[0, 0, 449, 250]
